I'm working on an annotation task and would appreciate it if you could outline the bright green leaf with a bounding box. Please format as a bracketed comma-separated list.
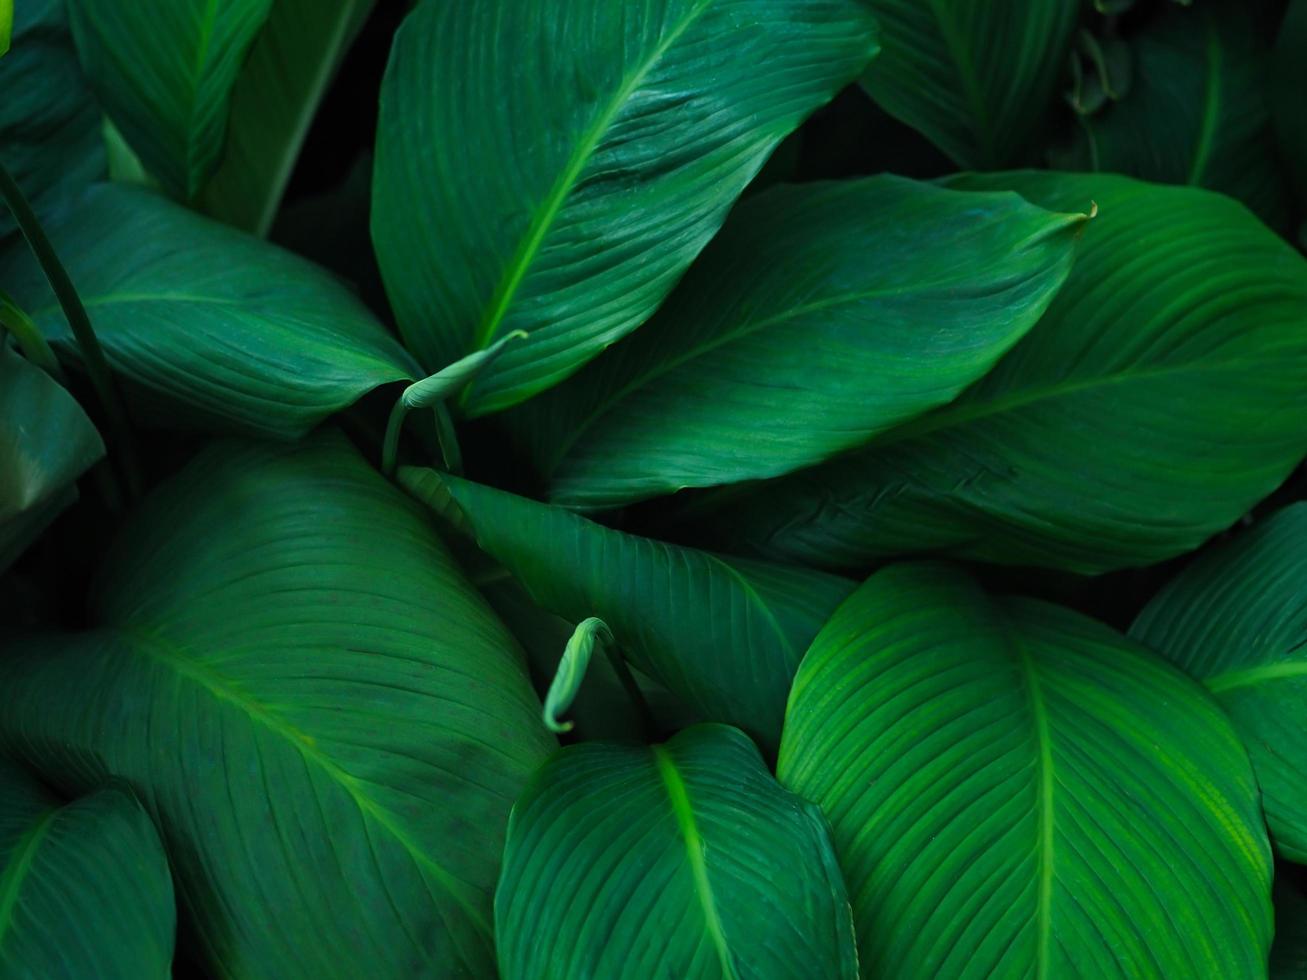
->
[399, 469, 853, 751]
[0, 0, 11, 56]
[497, 725, 857, 980]
[512, 175, 1088, 509]
[701, 172, 1307, 573]
[859, 0, 1079, 167]
[66, 0, 274, 199]
[372, 0, 880, 416]
[0, 432, 555, 978]
[0, 760, 175, 978]
[0, 183, 416, 439]
[779, 563, 1273, 978]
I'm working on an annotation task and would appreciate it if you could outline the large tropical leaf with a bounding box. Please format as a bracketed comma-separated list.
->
[371, 0, 880, 416]
[0, 183, 416, 439]
[198, 0, 376, 235]
[698, 172, 1307, 573]
[859, 0, 1078, 167]
[66, 0, 274, 199]
[1053, 4, 1291, 227]
[0, 432, 555, 978]
[778, 563, 1272, 977]
[0, 760, 174, 978]
[497, 725, 857, 980]
[0, 0, 104, 239]
[510, 176, 1088, 509]
[1131, 503, 1307, 861]
[0, 334, 103, 571]
[400, 469, 852, 751]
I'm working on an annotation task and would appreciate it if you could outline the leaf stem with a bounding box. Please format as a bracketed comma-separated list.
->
[605, 647, 659, 739]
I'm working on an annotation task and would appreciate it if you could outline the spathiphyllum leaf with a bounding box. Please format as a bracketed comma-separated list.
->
[0, 433, 555, 978]
[371, 0, 880, 416]
[66, 0, 274, 199]
[1131, 504, 1307, 862]
[497, 725, 857, 980]
[778, 563, 1273, 978]
[859, 0, 1078, 167]
[0, 760, 175, 978]
[0, 183, 416, 439]
[699, 172, 1307, 573]
[399, 469, 853, 751]
[510, 176, 1088, 509]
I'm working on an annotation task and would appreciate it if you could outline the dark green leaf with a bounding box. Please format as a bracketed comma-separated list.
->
[497, 725, 857, 980]
[779, 563, 1273, 977]
[0, 432, 555, 978]
[371, 0, 880, 416]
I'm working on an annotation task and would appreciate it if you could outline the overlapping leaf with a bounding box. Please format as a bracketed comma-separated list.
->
[497, 725, 857, 980]
[0, 183, 416, 438]
[1132, 504, 1307, 861]
[371, 0, 880, 416]
[512, 176, 1087, 509]
[400, 469, 852, 751]
[700, 172, 1307, 573]
[0, 760, 174, 978]
[859, 0, 1078, 167]
[0, 433, 555, 978]
[66, 0, 274, 199]
[779, 563, 1272, 977]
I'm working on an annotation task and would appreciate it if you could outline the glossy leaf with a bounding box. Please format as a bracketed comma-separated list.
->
[1131, 504, 1307, 861]
[66, 0, 274, 199]
[372, 0, 880, 416]
[198, 0, 376, 235]
[0, 433, 555, 978]
[0, 183, 416, 439]
[701, 172, 1307, 573]
[859, 0, 1078, 167]
[497, 725, 857, 980]
[779, 563, 1273, 978]
[513, 176, 1088, 509]
[0, 760, 174, 978]
[399, 469, 853, 751]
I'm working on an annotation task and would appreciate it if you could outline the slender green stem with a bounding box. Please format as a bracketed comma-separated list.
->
[433, 403, 463, 475]
[381, 399, 407, 477]
[605, 647, 658, 739]
[0, 161, 141, 499]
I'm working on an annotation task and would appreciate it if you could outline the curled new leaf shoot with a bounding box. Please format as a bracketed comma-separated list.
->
[544, 617, 614, 733]
[381, 330, 528, 476]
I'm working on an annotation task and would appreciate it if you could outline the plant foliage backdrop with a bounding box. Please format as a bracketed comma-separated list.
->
[2, 0, 1307, 977]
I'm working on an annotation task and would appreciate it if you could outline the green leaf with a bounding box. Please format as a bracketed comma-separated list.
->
[66, 0, 274, 200]
[0, 760, 175, 978]
[371, 0, 880, 416]
[0, 0, 104, 239]
[399, 469, 853, 751]
[778, 563, 1273, 977]
[0, 0, 11, 56]
[497, 725, 857, 980]
[1053, 5, 1292, 228]
[701, 172, 1307, 573]
[0, 183, 416, 439]
[543, 617, 614, 733]
[510, 176, 1087, 509]
[858, 0, 1079, 167]
[0, 432, 555, 978]
[1131, 504, 1307, 862]
[198, 0, 376, 235]
[0, 334, 103, 571]
[1273, 0, 1307, 211]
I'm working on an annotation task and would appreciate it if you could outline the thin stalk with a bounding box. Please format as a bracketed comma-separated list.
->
[605, 647, 659, 739]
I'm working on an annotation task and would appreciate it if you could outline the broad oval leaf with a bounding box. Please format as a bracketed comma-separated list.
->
[0, 183, 417, 439]
[859, 0, 1078, 167]
[0, 432, 555, 978]
[1131, 503, 1307, 861]
[497, 725, 857, 980]
[778, 563, 1272, 978]
[66, 0, 274, 199]
[512, 176, 1088, 509]
[372, 0, 880, 416]
[399, 469, 853, 751]
[0, 760, 175, 978]
[700, 172, 1307, 573]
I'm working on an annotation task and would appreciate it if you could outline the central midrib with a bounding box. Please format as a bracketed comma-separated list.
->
[0, 806, 57, 951]
[1013, 632, 1055, 979]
